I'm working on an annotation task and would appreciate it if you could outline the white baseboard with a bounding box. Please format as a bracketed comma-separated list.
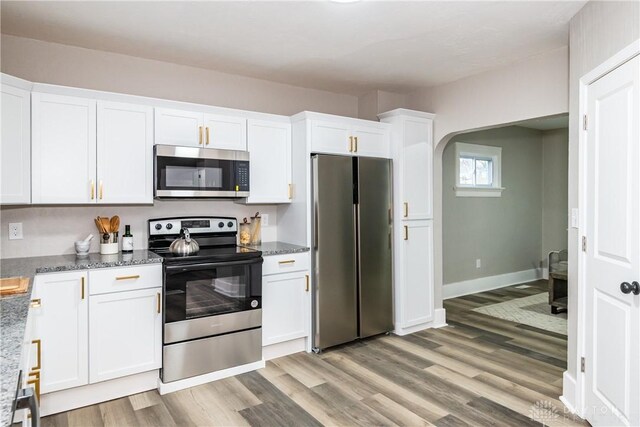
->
[40, 370, 158, 416]
[443, 268, 542, 299]
[394, 308, 447, 336]
[560, 371, 581, 417]
[263, 338, 306, 361]
[157, 360, 265, 395]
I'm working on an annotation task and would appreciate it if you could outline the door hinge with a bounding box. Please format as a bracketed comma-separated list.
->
[582, 236, 587, 252]
[581, 357, 586, 373]
[583, 114, 588, 131]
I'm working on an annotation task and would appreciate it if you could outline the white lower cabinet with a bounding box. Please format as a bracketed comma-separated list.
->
[32, 271, 89, 394]
[89, 288, 162, 383]
[400, 220, 434, 328]
[262, 270, 309, 346]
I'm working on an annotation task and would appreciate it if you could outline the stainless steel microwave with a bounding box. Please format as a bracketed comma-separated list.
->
[154, 145, 249, 198]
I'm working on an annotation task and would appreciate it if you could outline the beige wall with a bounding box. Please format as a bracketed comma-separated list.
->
[541, 128, 569, 263]
[357, 90, 408, 120]
[565, 0, 640, 388]
[443, 126, 543, 284]
[0, 35, 358, 117]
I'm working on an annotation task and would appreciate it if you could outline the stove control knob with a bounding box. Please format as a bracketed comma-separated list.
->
[250, 300, 259, 308]
[166, 223, 173, 230]
[218, 222, 224, 228]
[154, 224, 162, 230]
[227, 221, 234, 228]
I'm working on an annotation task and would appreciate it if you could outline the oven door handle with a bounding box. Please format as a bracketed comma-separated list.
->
[165, 258, 263, 274]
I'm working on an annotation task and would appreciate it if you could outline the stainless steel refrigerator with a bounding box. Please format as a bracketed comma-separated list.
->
[311, 154, 393, 351]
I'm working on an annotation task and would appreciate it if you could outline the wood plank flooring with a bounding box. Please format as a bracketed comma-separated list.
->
[41, 281, 586, 426]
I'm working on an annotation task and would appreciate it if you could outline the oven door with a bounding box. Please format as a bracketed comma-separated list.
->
[155, 145, 249, 198]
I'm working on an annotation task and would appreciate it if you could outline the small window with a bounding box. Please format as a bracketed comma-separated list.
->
[454, 143, 504, 197]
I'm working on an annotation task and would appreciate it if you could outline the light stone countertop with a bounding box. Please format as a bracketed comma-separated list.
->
[240, 241, 310, 256]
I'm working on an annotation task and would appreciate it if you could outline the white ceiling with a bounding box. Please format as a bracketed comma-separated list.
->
[0, 1, 586, 95]
[516, 114, 569, 131]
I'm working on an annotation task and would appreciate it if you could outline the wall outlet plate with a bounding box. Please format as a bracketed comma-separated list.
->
[9, 223, 23, 240]
[261, 214, 269, 227]
[476, 258, 481, 269]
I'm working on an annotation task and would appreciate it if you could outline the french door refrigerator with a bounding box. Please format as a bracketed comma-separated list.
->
[311, 154, 393, 351]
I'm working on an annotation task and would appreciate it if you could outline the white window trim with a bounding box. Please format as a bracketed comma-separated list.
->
[454, 142, 505, 197]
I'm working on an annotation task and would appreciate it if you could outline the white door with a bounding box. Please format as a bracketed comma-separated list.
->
[401, 220, 434, 328]
[246, 119, 291, 204]
[32, 93, 96, 204]
[32, 272, 89, 393]
[310, 120, 353, 155]
[352, 125, 390, 158]
[97, 101, 153, 204]
[262, 271, 309, 346]
[203, 114, 247, 150]
[584, 55, 639, 427]
[1, 84, 31, 204]
[154, 108, 203, 147]
[89, 288, 162, 383]
[402, 118, 433, 220]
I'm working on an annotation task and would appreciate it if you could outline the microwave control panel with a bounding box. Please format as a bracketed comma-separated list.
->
[236, 161, 250, 192]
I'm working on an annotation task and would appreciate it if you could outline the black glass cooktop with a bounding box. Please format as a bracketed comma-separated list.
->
[151, 245, 262, 264]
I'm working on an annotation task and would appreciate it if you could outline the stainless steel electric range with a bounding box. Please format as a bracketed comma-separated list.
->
[148, 216, 263, 383]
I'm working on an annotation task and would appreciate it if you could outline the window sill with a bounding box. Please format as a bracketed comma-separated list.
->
[454, 186, 505, 198]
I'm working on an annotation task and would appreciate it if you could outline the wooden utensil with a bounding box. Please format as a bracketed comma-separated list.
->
[110, 216, 120, 233]
[100, 217, 111, 233]
[95, 217, 106, 234]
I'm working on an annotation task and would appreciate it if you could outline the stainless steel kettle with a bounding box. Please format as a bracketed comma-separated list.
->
[169, 227, 200, 256]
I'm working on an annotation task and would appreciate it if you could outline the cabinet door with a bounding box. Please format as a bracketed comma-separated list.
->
[263, 271, 309, 346]
[154, 108, 203, 147]
[310, 120, 352, 156]
[246, 120, 291, 203]
[97, 101, 153, 204]
[32, 93, 96, 204]
[401, 221, 434, 327]
[89, 288, 162, 383]
[1, 84, 31, 204]
[32, 271, 89, 393]
[352, 125, 390, 159]
[203, 114, 247, 150]
[402, 119, 433, 219]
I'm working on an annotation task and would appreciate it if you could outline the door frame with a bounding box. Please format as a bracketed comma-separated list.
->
[576, 39, 640, 418]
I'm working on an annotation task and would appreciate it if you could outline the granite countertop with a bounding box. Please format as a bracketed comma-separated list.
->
[0, 250, 162, 427]
[241, 241, 310, 256]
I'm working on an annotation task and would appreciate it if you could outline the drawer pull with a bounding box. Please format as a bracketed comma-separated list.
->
[32, 339, 41, 371]
[305, 275, 310, 292]
[278, 260, 296, 265]
[157, 292, 161, 314]
[115, 275, 141, 281]
[30, 299, 41, 308]
[81, 276, 85, 300]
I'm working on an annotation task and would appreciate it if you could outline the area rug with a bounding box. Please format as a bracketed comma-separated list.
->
[472, 292, 567, 335]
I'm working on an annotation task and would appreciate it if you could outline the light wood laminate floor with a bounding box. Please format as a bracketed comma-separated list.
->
[41, 281, 586, 426]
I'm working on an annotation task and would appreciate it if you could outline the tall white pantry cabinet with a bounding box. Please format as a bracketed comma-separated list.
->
[379, 109, 442, 336]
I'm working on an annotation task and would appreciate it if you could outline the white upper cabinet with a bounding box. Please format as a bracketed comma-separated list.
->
[245, 119, 292, 204]
[379, 109, 434, 220]
[203, 113, 247, 150]
[154, 108, 247, 150]
[308, 114, 391, 158]
[32, 93, 97, 204]
[97, 101, 153, 204]
[154, 108, 203, 147]
[1, 83, 31, 204]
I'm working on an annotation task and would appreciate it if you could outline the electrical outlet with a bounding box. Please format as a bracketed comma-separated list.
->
[261, 214, 269, 227]
[476, 259, 481, 269]
[9, 223, 23, 240]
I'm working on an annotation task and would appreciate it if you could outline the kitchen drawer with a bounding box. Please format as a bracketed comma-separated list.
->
[263, 253, 310, 276]
[88, 265, 162, 295]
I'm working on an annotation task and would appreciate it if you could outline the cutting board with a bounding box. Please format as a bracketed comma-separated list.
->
[0, 277, 30, 296]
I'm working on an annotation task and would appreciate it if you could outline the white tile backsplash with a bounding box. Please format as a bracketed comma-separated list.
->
[0, 200, 277, 259]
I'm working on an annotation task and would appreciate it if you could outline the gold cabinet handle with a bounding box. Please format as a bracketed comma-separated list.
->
[99, 181, 103, 200]
[404, 225, 409, 241]
[157, 292, 161, 314]
[404, 202, 409, 218]
[115, 275, 140, 281]
[348, 136, 353, 152]
[278, 260, 296, 265]
[206, 126, 210, 145]
[27, 372, 40, 402]
[198, 126, 203, 145]
[30, 299, 41, 308]
[90, 180, 95, 200]
[81, 276, 85, 300]
[31, 339, 41, 371]
[305, 275, 310, 292]
[288, 183, 293, 200]
[354, 136, 358, 152]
